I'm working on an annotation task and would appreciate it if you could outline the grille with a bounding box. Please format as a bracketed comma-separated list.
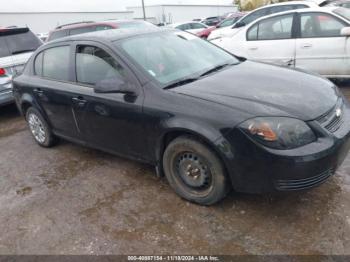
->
[316, 99, 344, 133]
[275, 168, 334, 191]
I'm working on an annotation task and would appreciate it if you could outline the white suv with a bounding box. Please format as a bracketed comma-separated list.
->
[0, 28, 42, 106]
[208, 1, 319, 40]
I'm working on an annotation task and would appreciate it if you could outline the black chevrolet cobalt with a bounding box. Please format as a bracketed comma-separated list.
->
[13, 27, 350, 205]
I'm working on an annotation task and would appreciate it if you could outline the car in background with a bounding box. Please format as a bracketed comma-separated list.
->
[213, 7, 350, 79]
[47, 20, 156, 42]
[13, 27, 350, 205]
[0, 27, 42, 106]
[36, 33, 49, 42]
[197, 12, 247, 39]
[167, 22, 209, 34]
[201, 16, 223, 26]
[325, 0, 350, 7]
[208, 1, 319, 40]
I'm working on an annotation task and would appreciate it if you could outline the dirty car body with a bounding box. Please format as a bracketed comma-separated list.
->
[12, 28, 350, 201]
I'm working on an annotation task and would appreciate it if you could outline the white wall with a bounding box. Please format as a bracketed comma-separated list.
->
[127, 5, 238, 24]
[0, 12, 134, 34]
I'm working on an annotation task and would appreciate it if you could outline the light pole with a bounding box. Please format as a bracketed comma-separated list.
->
[142, 0, 146, 21]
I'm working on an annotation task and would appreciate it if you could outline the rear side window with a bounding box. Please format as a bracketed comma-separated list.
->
[69, 26, 95, 36]
[247, 14, 294, 40]
[48, 30, 68, 41]
[76, 45, 125, 86]
[37, 46, 70, 81]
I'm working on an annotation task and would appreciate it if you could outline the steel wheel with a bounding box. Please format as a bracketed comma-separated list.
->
[163, 136, 230, 205]
[174, 151, 212, 192]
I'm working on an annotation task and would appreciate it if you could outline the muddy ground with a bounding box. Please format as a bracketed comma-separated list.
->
[0, 83, 350, 255]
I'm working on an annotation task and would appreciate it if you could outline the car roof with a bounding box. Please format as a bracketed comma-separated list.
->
[47, 27, 171, 44]
[253, 0, 318, 10]
[246, 6, 345, 25]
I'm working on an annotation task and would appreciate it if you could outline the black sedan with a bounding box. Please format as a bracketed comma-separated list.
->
[13, 28, 350, 205]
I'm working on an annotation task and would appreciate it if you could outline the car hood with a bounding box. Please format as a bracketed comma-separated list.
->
[172, 61, 338, 121]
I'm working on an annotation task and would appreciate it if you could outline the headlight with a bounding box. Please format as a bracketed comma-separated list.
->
[239, 117, 316, 150]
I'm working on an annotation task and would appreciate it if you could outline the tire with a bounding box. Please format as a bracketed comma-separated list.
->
[26, 107, 56, 147]
[163, 136, 230, 205]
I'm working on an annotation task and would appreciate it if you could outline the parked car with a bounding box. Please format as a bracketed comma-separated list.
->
[325, 0, 350, 7]
[0, 27, 42, 106]
[47, 20, 155, 42]
[168, 22, 209, 34]
[201, 16, 224, 26]
[197, 12, 247, 39]
[212, 7, 350, 79]
[13, 27, 350, 205]
[208, 1, 318, 40]
[36, 33, 48, 42]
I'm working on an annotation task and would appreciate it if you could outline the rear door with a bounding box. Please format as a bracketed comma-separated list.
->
[295, 12, 349, 76]
[245, 13, 297, 67]
[32, 43, 81, 139]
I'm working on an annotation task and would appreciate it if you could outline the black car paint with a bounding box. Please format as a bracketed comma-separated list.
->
[13, 29, 350, 193]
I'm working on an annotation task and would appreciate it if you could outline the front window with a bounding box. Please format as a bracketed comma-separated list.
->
[76, 45, 125, 85]
[117, 31, 238, 86]
[300, 12, 346, 38]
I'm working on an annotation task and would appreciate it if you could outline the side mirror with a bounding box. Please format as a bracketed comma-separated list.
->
[233, 21, 245, 28]
[94, 77, 138, 96]
[341, 27, 350, 36]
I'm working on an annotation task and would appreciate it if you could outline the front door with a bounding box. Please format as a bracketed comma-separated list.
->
[70, 43, 148, 160]
[295, 12, 349, 77]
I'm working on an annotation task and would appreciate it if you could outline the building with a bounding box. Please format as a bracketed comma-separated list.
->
[0, 11, 134, 34]
[127, 4, 238, 25]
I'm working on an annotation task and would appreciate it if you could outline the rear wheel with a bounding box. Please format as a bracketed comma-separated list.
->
[26, 107, 56, 147]
[163, 136, 230, 205]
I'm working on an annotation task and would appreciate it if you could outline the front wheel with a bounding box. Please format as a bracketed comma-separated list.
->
[163, 136, 230, 205]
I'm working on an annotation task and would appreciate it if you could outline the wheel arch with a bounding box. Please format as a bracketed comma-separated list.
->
[156, 127, 234, 186]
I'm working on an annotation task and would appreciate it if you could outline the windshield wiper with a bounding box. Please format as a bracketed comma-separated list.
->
[163, 77, 199, 90]
[200, 63, 233, 77]
[11, 49, 36, 55]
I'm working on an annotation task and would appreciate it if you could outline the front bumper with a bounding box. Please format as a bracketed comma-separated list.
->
[219, 97, 350, 193]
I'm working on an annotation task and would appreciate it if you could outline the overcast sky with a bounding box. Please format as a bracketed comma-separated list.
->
[2, 0, 233, 12]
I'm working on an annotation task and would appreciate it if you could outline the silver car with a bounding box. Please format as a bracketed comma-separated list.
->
[0, 28, 42, 106]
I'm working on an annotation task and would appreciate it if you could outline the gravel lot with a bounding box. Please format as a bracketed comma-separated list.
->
[1, 82, 350, 255]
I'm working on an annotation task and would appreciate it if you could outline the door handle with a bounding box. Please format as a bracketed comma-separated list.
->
[249, 46, 258, 50]
[301, 43, 312, 48]
[72, 97, 87, 108]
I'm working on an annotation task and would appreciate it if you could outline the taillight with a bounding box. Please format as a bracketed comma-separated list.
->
[0, 68, 6, 76]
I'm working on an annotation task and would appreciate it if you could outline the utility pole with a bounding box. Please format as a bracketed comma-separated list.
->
[142, 0, 146, 21]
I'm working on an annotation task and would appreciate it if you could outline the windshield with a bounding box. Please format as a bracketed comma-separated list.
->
[333, 7, 350, 20]
[117, 31, 238, 86]
[0, 29, 41, 58]
[219, 17, 240, 28]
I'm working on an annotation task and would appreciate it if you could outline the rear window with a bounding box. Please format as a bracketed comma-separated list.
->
[118, 22, 153, 29]
[0, 28, 42, 58]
